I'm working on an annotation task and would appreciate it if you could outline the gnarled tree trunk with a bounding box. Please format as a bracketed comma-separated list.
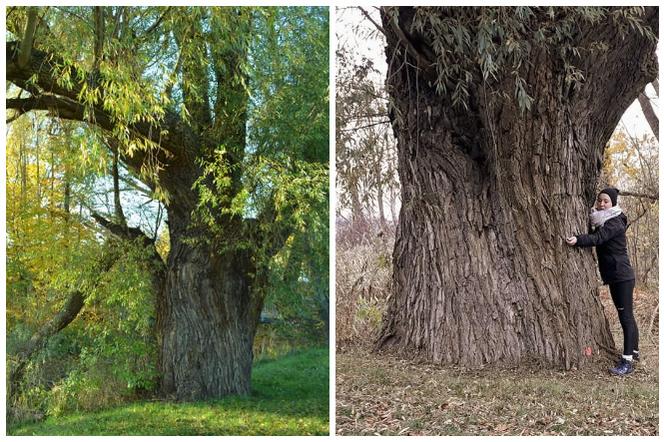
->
[152, 163, 265, 399]
[158, 207, 262, 398]
[6, 47, 261, 401]
[376, 7, 658, 369]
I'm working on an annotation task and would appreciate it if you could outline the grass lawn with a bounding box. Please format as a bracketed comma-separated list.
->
[10, 347, 329, 436]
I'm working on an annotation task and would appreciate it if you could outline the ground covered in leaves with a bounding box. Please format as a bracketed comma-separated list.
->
[336, 289, 658, 436]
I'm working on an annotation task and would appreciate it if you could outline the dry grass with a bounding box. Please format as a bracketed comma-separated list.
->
[336, 288, 658, 436]
[336, 228, 392, 346]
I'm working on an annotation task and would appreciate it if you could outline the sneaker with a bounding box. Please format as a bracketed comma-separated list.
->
[609, 358, 633, 376]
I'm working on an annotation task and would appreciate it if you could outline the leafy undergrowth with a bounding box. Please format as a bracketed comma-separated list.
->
[336, 289, 658, 436]
[10, 348, 329, 436]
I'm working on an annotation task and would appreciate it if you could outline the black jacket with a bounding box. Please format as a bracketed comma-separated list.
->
[575, 213, 635, 284]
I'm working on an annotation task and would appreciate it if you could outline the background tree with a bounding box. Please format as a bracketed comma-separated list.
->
[336, 42, 399, 234]
[373, 6, 658, 369]
[6, 112, 161, 418]
[334, 16, 399, 345]
[6, 6, 328, 401]
[601, 126, 659, 288]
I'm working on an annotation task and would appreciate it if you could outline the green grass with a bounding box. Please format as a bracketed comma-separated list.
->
[10, 348, 329, 436]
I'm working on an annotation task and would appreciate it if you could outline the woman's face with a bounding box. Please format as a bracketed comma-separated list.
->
[596, 193, 613, 210]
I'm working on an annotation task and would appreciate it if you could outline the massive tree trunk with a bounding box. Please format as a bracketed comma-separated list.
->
[376, 7, 658, 369]
[158, 243, 260, 398]
[158, 197, 262, 398]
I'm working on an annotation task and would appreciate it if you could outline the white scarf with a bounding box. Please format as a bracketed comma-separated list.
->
[590, 206, 623, 228]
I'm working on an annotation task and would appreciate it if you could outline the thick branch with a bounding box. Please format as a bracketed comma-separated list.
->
[7, 95, 145, 174]
[89, 210, 166, 274]
[382, 7, 436, 80]
[19, 291, 83, 363]
[90, 210, 154, 246]
[7, 40, 198, 171]
[7, 94, 113, 127]
[93, 6, 105, 71]
[173, 21, 212, 131]
[17, 292, 84, 361]
[8, 291, 85, 402]
[17, 7, 39, 68]
[6, 95, 166, 190]
[579, 7, 659, 144]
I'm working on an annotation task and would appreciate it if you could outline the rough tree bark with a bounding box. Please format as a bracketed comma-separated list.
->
[376, 7, 658, 369]
[6, 11, 274, 399]
[156, 187, 262, 398]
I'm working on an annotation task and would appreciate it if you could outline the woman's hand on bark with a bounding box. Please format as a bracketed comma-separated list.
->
[565, 236, 577, 246]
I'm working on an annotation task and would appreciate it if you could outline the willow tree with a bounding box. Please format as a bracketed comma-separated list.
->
[375, 7, 658, 368]
[6, 6, 328, 399]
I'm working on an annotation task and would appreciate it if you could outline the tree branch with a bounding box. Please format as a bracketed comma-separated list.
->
[6, 40, 198, 171]
[620, 190, 658, 201]
[90, 209, 154, 245]
[381, 7, 436, 78]
[638, 90, 659, 141]
[17, 7, 39, 68]
[340, 120, 392, 132]
[8, 239, 124, 402]
[358, 6, 387, 37]
[112, 149, 128, 227]
[9, 291, 85, 401]
[88, 209, 167, 276]
[139, 7, 171, 40]
[93, 6, 105, 72]
[7, 94, 112, 127]
[7, 94, 156, 180]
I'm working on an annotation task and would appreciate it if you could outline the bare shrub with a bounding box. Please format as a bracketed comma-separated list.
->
[336, 221, 394, 349]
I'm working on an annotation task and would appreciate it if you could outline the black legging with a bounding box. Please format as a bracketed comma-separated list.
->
[609, 279, 639, 357]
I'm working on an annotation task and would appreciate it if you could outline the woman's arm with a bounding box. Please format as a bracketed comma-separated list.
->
[574, 218, 624, 247]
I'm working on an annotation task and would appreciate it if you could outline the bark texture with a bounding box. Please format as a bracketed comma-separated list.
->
[376, 7, 658, 369]
[158, 197, 262, 398]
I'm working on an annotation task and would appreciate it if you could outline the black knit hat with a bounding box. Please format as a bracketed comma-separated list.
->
[599, 187, 619, 206]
